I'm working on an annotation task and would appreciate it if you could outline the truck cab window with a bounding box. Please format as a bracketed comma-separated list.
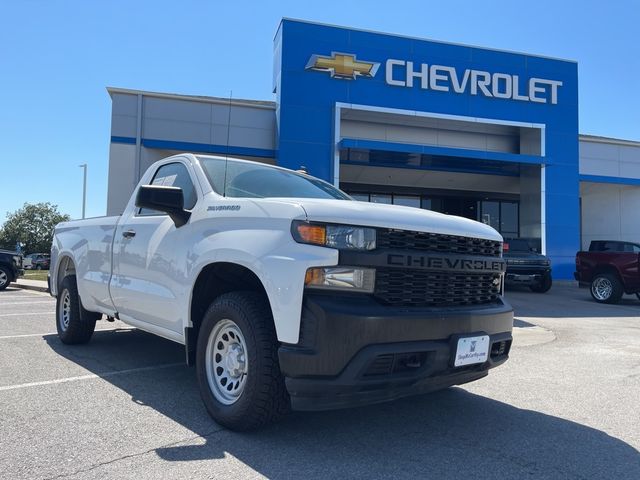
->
[139, 162, 197, 215]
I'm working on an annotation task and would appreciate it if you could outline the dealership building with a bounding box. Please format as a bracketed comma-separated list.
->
[107, 19, 640, 279]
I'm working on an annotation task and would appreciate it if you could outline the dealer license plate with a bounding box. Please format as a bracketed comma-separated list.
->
[513, 274, 534, 282]
[454, 335, 490, 367]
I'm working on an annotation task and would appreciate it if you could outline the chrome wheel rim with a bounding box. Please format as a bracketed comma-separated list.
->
[205, 319, 248, 405]
[592, 277, 612, 301]
[59, 290, 71, 331]
[0, 270, 7, 288]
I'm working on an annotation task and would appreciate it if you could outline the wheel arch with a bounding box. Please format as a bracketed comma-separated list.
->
[53, 254, 76, 296]
[591, 264, 622, 282]
[187, 262, 273, 365]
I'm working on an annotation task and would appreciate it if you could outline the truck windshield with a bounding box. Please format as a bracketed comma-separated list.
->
[198, 157, 351, 200]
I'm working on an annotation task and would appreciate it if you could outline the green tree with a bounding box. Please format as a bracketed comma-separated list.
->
[0, 203, 71, 254]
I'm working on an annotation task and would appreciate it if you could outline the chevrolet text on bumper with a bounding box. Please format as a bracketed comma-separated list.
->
[50, 154, 513, 430]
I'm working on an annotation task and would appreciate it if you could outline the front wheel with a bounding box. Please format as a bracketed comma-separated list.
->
[56, 275, 100, 344]
[590, 273, 623, 304]
[196, 291, 289, 431]
[0, 266, 11, 291]
[530, 273, 552, 293]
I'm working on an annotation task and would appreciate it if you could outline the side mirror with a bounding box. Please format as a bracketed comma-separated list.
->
[136, 185, 191, 227]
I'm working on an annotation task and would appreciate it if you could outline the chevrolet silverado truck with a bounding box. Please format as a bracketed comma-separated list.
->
[50, 154, 513, 430]
[575, 240, 640, 304]
[503, 238, 552, 293]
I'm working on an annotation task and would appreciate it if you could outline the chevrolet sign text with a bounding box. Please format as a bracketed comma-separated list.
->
[386, 59, 562, 104]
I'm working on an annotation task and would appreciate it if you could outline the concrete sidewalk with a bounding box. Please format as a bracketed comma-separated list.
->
[11, 278, 49, 293]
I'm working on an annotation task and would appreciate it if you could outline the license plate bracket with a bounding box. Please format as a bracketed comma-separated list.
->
[453, 334, 490, 367]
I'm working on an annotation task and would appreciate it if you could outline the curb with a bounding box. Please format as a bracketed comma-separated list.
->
[11, 282, 50, 293]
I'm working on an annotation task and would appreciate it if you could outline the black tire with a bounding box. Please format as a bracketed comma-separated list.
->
[36, 264, 42, 270]
[530, 273, 552, 293]
[590, 273, 623, 304]
[56, 275, 100, 344]
[196, 291, 290, 431]
[0, 265, 11, 291]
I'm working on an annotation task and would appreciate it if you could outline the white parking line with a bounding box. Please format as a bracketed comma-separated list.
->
[0, 327, 135, 340]
[0, 362, 183, 392]
[0, 312, 54, 318]
[0, 301, 54, 306]
[2, 294, 47, 298]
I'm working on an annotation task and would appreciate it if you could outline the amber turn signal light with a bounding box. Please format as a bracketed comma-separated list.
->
[295, 224, 326, 246]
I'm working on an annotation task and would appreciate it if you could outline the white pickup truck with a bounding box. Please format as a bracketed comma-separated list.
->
[50, 154, 513, 430]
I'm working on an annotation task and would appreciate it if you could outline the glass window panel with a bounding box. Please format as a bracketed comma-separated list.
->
[370, 194, 392, 204]
[393, 195, 421, 208]
[349, 193, 370, 202]
[460, 199, 478, 221]
[481, 201, 500, 231]
[500, 202, 518, 235]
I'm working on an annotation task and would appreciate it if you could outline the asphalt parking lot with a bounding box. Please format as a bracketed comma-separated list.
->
[1, 283, 638, 479]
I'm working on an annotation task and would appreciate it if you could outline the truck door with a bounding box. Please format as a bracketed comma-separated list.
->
[110, 161, 199, 336]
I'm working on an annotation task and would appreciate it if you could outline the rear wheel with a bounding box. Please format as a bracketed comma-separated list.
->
[36, 264, 43, 270]
[590, 273, 623, 304]
[56, 275, 100, 344]
[0, 266, 11, 291]
[196, 291, 289, 431]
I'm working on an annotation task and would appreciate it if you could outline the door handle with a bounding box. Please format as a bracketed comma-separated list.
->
[122, 229, 136, 239]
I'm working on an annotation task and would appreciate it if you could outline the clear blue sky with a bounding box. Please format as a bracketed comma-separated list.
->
[1, 0, 638, 224]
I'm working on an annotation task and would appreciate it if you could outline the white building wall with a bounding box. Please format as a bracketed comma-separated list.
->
[580, 182, 640, 250]
[106, 143, 136, 216]
[578, 137, 640, 250]
[579, 137, 640, 179]
[340, 119, 520, 154]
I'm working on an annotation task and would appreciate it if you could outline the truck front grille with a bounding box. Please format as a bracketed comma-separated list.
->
[377, 229, 502, 257]
[374, 268, 502, 307]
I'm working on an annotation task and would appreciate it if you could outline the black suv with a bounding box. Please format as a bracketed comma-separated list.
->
[504, 238, 552, 293]
[0, 249, 24, 291]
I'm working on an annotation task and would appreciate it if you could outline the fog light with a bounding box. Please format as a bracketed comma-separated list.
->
[304, 267, 375, 293]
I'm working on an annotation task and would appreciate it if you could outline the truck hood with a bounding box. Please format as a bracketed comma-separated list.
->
[265, 198, 502, 242]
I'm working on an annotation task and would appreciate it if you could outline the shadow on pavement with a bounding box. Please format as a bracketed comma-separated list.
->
[45, 328, 640, 479]
[506, 282, 640, 319]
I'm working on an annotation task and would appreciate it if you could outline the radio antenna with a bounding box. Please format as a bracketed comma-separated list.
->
[222, 90, 232, 197]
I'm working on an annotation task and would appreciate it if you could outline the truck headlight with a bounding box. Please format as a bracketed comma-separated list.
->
[304, 267, 375, 293]
[291, 221, 376, 250]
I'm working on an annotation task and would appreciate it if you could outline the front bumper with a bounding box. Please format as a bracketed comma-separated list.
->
[279, 293, 513, 411]
[505, 267, 551, 285]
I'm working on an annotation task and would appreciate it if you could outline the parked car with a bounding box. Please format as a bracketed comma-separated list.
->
[50, 154, 513, 430]
[0, 249, 24, 291]
[503, 238, 552, 292]
[23, 253, 51, 270]
[575, 240, 640, 304]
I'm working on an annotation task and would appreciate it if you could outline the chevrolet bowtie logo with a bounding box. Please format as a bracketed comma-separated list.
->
[305, 52, 380, 80]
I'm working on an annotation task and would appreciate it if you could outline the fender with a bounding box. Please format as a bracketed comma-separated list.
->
[185, 227, 337, 344]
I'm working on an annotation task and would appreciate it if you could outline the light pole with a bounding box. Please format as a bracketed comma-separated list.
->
[79, 164, 87, 219]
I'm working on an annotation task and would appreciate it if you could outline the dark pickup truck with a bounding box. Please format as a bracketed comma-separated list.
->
[0, 249, 24, 291]
[504, 238, 552, 293]
[575, 240, 640, 303]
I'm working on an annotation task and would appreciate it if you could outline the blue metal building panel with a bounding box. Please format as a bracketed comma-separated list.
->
[274, 20, 579, 279]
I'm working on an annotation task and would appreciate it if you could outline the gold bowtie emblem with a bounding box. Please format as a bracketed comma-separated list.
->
[306, 53, 379, 80]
